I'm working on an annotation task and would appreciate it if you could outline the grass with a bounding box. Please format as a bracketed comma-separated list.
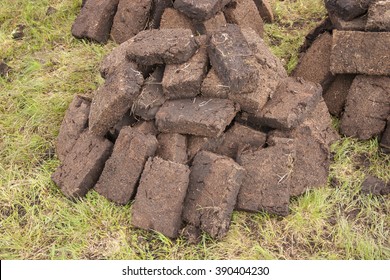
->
[0, 0, 389, 260]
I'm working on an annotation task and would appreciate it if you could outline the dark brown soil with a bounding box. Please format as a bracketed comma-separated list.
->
[156, 133, 187, 164]
[224, 0, 264, 38]
[52, 131, 113, 199]
[155, 98, 239, 137]
[89, 61, 144, 137]
[56, 95, 91, 161]
[174, 0, 232, 21]
[361, 175, 390, 196]
[94, 128, 158, 205]
[208, 24, 259, 94]
[340, 75, 390, 140]
[71, 0, 119, 43]
[131, 157, 190, 239]
[325, 0, 371, 21]
[126, 29, 199, 65]
[183, 151, 245, 239]
[111, 0, 152, 44]
[323, 74, 355, 117]
[330, 31, 390, 76]
[258, 77, 322, 130]
[236, 137, 295, 216]
[160, 7, 196, 33]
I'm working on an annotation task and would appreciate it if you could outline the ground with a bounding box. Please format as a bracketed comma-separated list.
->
[0, 0, 389, 259]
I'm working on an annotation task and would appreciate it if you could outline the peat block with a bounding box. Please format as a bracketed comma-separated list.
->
[132, 157, 190, 238]
[340, 75, 390, 140]
[208, 24, 259, 94]
[230, 28, 286, 115]
[289, 100, 339, 196]
[89, 62, 144, 137]
[56, 95, 91, 162]
[94, 128, 158, 205]
[253, 0, 274, 23]
[126, 29, 198, 65]
[325, 0, 371, 21]
[366, 1, 390, 31]
[133, 66, 166, 120]
[132, 120, 159, 136]
[330, 31, 390, 76]
[186, 135, 225, 161]
[52, 131, 113, 199]
[71, 0, 119, 43]
[160, 7, 196, 33]
[183, 151, 245, 239]
[156, 133, 188, 164]
[155, 98, 239, 137]
[162, 36, 208, 99]
[292, 32, 334, 91]
[174, 0, 232, 21]
[201, 68, 230, 99]
[111, 0, 152, 44]
[361, 175, 390, 196]
[197, 11, 227, 35]
[329, 13, 367, 31]
[323, 74, 355, 117]
[236, 137, 295, 216]
[148, 0, 174, 29]
[258, 77, 322, 130]
[224, 0, 264, 38]
[216, 123, 266, 159]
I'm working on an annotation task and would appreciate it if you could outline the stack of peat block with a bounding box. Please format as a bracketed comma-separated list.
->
[52, 0, 340, 241]
[293, 0, 390, 154]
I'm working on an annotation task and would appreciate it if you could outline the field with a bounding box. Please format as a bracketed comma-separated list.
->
[0, 0, 389, 259]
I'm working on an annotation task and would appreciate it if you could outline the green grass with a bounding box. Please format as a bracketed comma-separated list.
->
[1, 0, 389, 260]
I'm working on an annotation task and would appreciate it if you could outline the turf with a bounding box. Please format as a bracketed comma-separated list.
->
[0, 0, 389, 260]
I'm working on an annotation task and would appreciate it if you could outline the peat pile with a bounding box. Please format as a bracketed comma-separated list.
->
[52, 0, 340, 241]
[293, 0, 390, 154]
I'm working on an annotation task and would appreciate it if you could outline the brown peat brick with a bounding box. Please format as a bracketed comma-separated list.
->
[323, 74, 355, 117]
[133, 66, 166, 120]
[201, 68, 230, 99]
[132, 120, 159, 136]
[253, 0, 274, 23]
[197, 11, 227, 35]
[224, 0, 264, 38]
[186, 135, 225, 161]
[292, 32, 335, 91]
[325, 0, 371, 21]
[56, 95, 91, 162]
[340, 75, 390, 140]
[174, 0, 232, 21]
[230, 28, 287, 115]
[71, 0, 119, 43]
[107, 110, 137, 141]
[208, 24, 259, 94]
[183, 151, 245, 239]
[94, 128, 158, 205]
[361, 175, 390, 196]
[258, 77, 322, 130]
[236, 138, 295, 216]
[111, 0, 152, 44]
[380, 118, 390, 154]
[126, 29, 198, 65]
[330, 31, 390, 76]
[160, 8, 196, 33]
[162, 36, 208, 99]
[216, 123, 266, 159]
[288, 100, 339, 196]
[329, 13, 367, 31]
[52, 131, 113, 199]
[89, 62, 144, 137]
[156, 133, 187, 164]
[366, 1, 390, 31]
[132, 157, 190, 239]
[148, 0, 174, 29]
[155, 98, 239, 137]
